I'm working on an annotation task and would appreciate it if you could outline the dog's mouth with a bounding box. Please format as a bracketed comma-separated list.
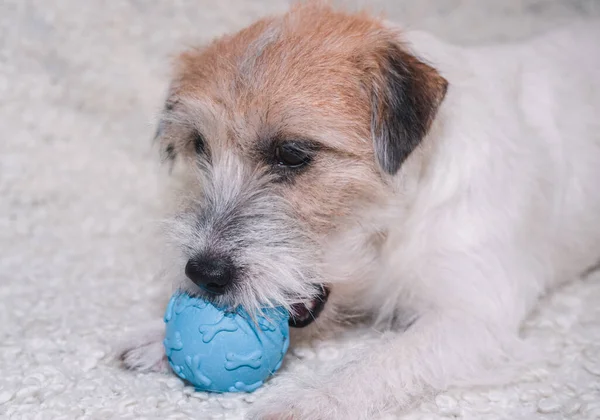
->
[288, 286, 330, 328]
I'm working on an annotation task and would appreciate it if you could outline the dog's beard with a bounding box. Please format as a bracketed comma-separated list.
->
[161, 155, 327, 324]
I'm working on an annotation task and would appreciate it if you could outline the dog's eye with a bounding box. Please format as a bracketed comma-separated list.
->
[194, 131, 206, 155]
[275, 142, 312, 168]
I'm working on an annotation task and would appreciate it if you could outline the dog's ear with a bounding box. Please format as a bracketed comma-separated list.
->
[371, 43, 448, 174]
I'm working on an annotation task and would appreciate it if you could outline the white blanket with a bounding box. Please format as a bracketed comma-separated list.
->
[1, 0, 599, 418]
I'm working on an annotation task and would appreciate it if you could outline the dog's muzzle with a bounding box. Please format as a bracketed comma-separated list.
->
[288, 286, 330, 328]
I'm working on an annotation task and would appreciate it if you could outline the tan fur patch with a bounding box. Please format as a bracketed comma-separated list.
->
[160, 2, 446, 236]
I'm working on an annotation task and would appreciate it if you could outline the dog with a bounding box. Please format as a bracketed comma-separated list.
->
[119, 3, 600, 419]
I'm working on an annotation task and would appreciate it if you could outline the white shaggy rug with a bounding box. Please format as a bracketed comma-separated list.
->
[1, 0, 599, 419]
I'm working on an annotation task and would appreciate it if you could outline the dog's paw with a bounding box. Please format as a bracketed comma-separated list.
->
[119, 339, 169, 372]
[117, 320, 170, 373]
[246, 378, 350, 420]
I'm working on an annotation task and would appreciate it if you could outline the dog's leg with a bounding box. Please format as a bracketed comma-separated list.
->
[248, 308, 523, 420]
[117, 319, 170, 373]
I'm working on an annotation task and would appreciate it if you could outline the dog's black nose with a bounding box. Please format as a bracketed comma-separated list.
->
[185, 254, 235, 294]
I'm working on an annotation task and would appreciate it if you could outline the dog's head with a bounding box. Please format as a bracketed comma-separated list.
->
[155, 4, 447, 328]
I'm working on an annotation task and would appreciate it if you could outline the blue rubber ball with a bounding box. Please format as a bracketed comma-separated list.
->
[163, 292, 290, 393]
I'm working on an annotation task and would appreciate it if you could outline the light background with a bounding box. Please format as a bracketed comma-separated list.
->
[1, 1, 599, 419]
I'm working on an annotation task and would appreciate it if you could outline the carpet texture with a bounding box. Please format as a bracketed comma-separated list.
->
[1, 0, 599, 419]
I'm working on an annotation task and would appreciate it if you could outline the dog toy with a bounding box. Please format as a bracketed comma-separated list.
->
[163, 292, 290, 393]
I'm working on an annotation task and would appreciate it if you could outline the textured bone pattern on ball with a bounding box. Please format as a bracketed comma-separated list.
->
[163, 293, 290, 393]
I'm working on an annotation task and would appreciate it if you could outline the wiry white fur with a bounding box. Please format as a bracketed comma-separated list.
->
[248, 22, 600, 419]
[121, 19, 600, 420]
[166, 149, 322, 316]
